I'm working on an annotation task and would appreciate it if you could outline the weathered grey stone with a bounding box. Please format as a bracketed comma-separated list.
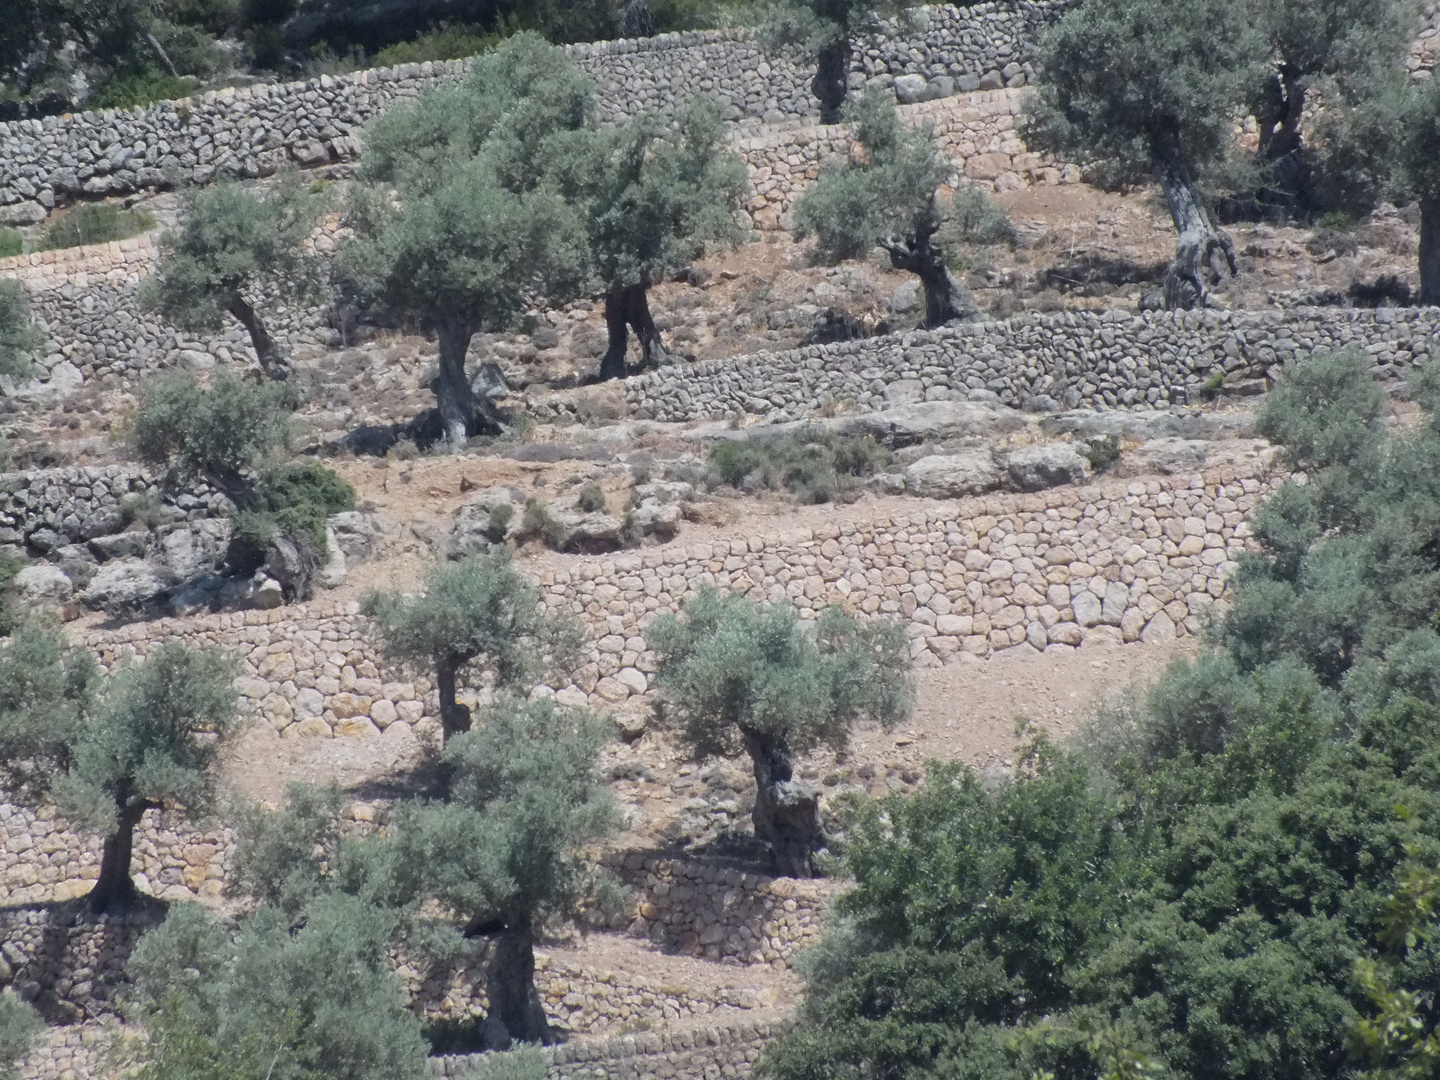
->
[13, 564, 72, 605]
[88, 530, 151, 561]
[82, 558, 167, 608]
[904, 451, 1000, 498]
[1132, 438, 1210, 474]
[1002, 443, 1087, 491]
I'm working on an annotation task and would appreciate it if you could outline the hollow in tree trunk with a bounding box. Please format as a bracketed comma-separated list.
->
[89, 800, 152, 915]
[879, 218, 980, 328]
[1151, 128, 1237, 310]
[1254, 66, 1308, 208]
[814, 37, 852, 125]
[741, 728, 825, 878]
[486, 919, 554, 1047]
[435, 652, 474, 742]
[228, 293, 290, 380]
[434, 317, 507, 447]
[1421, 198, 1439, 307]
[598, 282, 668, 382]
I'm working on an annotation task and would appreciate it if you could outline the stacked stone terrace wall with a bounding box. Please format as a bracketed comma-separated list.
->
[0, 2, 1071, 223]
[627, 307, 1440, 420]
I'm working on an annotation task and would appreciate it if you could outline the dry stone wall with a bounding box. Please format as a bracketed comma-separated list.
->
[627, 307, 1440, 420]
[0, 2, 1072, 222]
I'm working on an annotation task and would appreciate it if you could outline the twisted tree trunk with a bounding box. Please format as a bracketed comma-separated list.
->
[879, 219, 980, 327]
[598, 282, 668, 382]
[1255, 66, 1308, 207]
[434, 317, 507, 447]
[741, 728, 824, 879]
[89, 799, 153, 915]
[1151, 128, 1237, 310]
[486, 919, 554, 1047]
[1421, 198, 1439, 307]
[435, 652, 473, 743]
[814, 37, 852, 125]
[228, 293, 290, 380]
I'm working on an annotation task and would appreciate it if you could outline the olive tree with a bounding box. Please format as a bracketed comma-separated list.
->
[363, 549, 579, 742]
[0, 994, 41, 1080]
[1387, 74, 1440, 306]
[146, 177, 326, 380]
[0, 623, 239, 913]
[555, 99, 747, 381]
[649, 588, 911, 877]
[1026, 0, 1267, 309]
[389, 696, 618, 1047]
[794, 89, 980, 327]
[126, 898, 429, 1080]
[0, 280, 44, 381]
[764, 0, 907, 123]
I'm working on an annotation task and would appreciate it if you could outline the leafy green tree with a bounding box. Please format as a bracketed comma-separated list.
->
[763, 0, 906, 123]
[363, 549, 579, 742]
[1385, 75, 1440, 306]
[554, 98, 747, 381]
[0, 626, 239, 913]
[343, 34, 590, 445]
[649, 587, 911, 876]
[146, 178, 326, 380]
[1245, 0, 1411, 207]
[388, 695, 617, 1046]
[0, 993, 41, 1080]
[0, 280, 45, 381]
[1025, 0, 1267, 309]
[794, 89, 980, 328]
[126, 897, 430, 1080]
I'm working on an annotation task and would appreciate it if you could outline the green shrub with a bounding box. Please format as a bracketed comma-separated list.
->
[576, 483, 607, 513]
[519, 500, 570, 550]
[708, 430, 892, 503]
[942, 185, 1016, 247]
[0, 551, 24, 634]
[0, 991, 42, 1080]
[1198, 368, 1228, 401]
[89, 71, 203, 110]
[1316, 209, 1357, 232]
[39, 203, 157, 251]
[0, 229, 22, 259]
[1084, 434, 1122, 472]
[373, 24, 499, 67]
[487, 502, 515, 541]
[244, 461, 356, 555]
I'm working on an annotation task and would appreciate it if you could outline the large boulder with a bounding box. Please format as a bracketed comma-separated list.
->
[1002, 443, 1088, 492]
[1132, 437, 1211, 475]
[13, 564, 73, 606]
[904, 452, 1001, 498]
[451, 486, 528, 552]
[157, 519, 233, 581]
[88, 529, 151, 561]
[82, 559, 168, 609]
[326, 510, 381, 562]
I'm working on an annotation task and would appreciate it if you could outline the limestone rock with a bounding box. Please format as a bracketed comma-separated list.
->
[904, 451, 1000, 498]
[1132, 437, 1210, 475]
[82, 559, 168, 608]
[1002, 443, 1088, 491]
[13, 564, 72, 606]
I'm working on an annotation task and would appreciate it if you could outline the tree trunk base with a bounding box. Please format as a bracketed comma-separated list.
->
[1162, 227, 1238, 311]
[880, 225, 979, 328]
[487, 923, 554, 1047]
[743, 730, 825, 879]
[597, 283, 668, 382]
[1420, 199, 1438, 307]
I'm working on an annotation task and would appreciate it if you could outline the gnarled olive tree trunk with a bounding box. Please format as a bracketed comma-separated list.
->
[879, 219, 980, 328]
[1151, 128, 1237, 310]
[435, 317, 507, 446]
[741, 728, 824, 879]
[228, 293, 290, 380]
[486, 920, 555, 1047]
[435, 651, 474, 743]
[1421, 198, 1439, 307]
[89, 798, 154, 915]
[814, 37, 852, 125]
[598, 282, 668, 382]
[1254, 66, 1309, 207]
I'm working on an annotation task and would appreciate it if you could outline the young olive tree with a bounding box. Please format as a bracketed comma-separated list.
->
[389, 695, 617, 1047]
[147, 177, 326, 380]
[649, 588, 911, 877]
[126, 897, 429, 1080]
[0, 624, 239, 913]
[764, 0, 907, 123]
[0, 994, 41, 1080]
[555, 99, 747, 381]
[1026, 0, 1267, 309]
[794, 89, 980, 328]
[363, 549, 579, 742]
[343, 34, 590, 446]
[0, 280, 45, 381]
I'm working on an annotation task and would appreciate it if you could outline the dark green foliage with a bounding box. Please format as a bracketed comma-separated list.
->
[39, 203, 155, 250]
[518, 500, 571, 550]
[650, 588, 911, 765]
[127, 897, 429, 1080]
[0, 229, 22, 258]
[372, 23, 500, 67]
[764, 349, 1440, 1080]
[0, 993, 41, 1080]
[238, 461, 356, 556]
[128, 369, 292, 491]
[88, 70, 201, 109]
[0, 280, 45, 380]
[941, 185, 1015, 248]
[0, 553, 24, 635]
[0, 627, 239, 911]
[708, 430, 892, 504]
[576, 483, 607, 513]
[1084, 434, 1122, 473]
[227, 783, 351, 918]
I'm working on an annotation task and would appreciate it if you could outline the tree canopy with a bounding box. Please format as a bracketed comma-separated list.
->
[0, 280, 45, 382]
[795, 88, 982, 328]
[0, 624, 240, 912]
[147, 177, 326, 380]
[363, 549, 579, 741]
[650, 587, 911, 876]
[761, 350, 1440, 1080]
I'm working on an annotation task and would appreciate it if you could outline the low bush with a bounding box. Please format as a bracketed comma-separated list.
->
[576, 483, 608, 513]
[373, 24, 499, 67]
[518, 500, 570, 549]
[89, 71, 203, 110]
[0, 229, 22, 259]
[942, 185, 1016, 247]
[238, 461, 357, 557]
[1084, 433, 1122, 472]
[708, 430, 892, 503]
[39, 204, 156, 251]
